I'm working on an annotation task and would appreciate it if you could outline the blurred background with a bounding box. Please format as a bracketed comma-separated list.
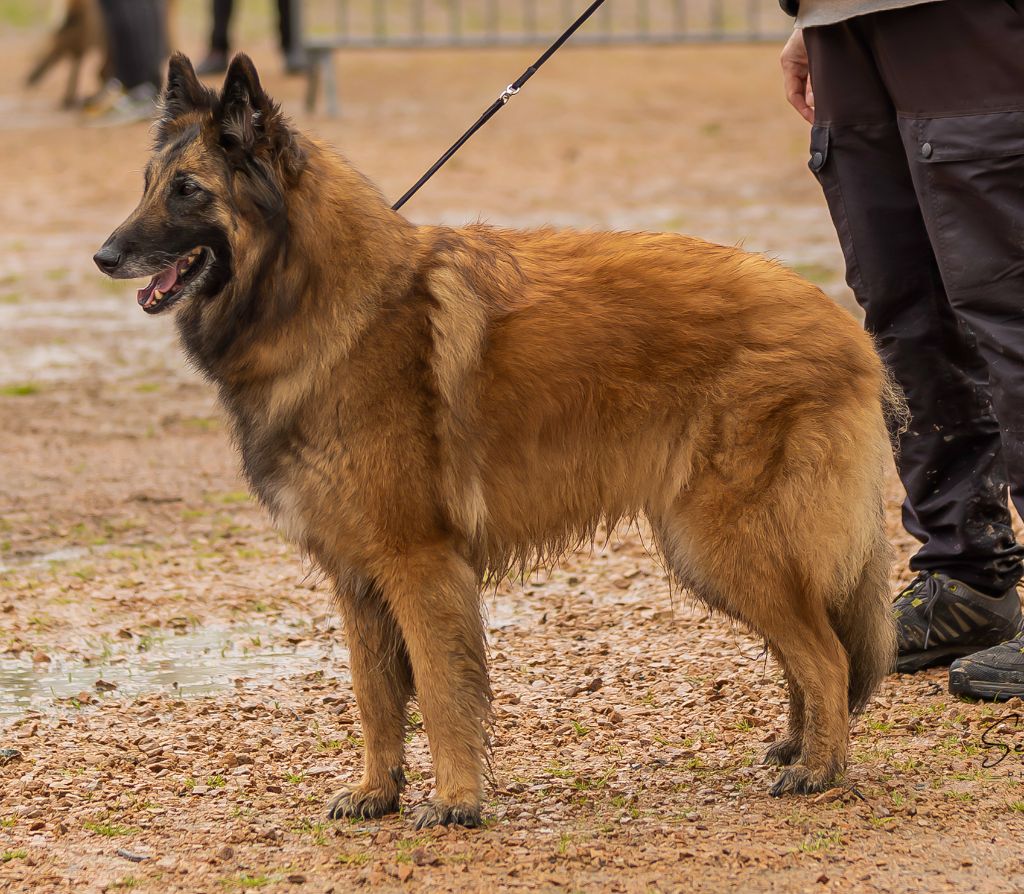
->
[0, 0, 849, 392]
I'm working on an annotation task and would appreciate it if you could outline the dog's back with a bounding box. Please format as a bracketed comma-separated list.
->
[416, 223, 897, 795]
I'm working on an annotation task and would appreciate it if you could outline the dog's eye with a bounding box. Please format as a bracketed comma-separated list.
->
[178, 181, 199, 198]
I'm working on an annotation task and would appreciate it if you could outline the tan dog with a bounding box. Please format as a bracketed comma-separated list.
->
[94, 53, 899, 828]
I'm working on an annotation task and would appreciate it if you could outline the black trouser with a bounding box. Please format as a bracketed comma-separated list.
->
[211, 0, 295, 54]
[98, 0, 167, 91]
[805, 0, 1024, 594]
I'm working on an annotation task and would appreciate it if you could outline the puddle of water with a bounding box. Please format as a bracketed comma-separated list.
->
[0, 623, 348, 719]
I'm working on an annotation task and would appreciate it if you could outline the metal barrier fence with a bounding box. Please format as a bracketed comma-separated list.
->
[298, 1, 792, 115]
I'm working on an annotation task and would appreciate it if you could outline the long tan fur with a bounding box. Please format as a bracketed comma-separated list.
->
[98, 53, 898, 828]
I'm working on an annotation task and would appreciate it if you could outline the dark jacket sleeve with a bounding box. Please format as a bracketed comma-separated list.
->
[780, 0, 799, 14]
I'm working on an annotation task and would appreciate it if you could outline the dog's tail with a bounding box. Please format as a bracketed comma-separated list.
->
[831, 522, 897, 715]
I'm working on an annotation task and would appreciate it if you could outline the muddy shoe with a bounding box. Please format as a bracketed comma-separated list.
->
[894, 572, 1022, 673]
[948, 635, 1024, 701]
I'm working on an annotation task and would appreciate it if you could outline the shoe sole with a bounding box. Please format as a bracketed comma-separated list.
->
[896, 645, 979, 674]
[948, 668, 1024, 701]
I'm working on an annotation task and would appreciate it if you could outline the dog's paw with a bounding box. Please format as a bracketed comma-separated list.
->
[769, 764, 837, 797]
[410, 799, 481, 830]
[762, 738, 801, 767]
[326, 787, 400, 821]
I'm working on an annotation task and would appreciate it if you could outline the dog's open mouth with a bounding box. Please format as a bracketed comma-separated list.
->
[137, 248, 209, 314]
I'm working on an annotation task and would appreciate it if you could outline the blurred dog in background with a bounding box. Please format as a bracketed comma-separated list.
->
[26, 0, 176, 108]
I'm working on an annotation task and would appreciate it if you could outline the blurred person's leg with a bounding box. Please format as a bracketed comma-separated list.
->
[199, 0, 233, 75]
[278, 0, 306, 73]
[804, 10, 1024, 679]
[98, 0, 165, 91]
[93, 0, 166, 124]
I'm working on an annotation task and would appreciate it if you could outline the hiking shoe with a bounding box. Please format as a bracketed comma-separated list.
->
[81, 78, 124, 119]
[949, 635, 1024, 701]
[86, 83, 158, 128]
[893, 572, 1022, 673]
[197, 51, 229, 76]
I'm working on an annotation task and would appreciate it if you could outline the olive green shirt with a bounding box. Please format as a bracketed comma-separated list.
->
[796, 0, 945, 27]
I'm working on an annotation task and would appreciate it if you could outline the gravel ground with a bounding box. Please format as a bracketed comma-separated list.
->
[1, 20, 1023, 894]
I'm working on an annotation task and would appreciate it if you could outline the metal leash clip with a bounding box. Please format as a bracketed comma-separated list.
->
[499, 84, 521, 104]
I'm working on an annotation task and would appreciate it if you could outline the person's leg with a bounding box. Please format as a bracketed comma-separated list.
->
[804, 23, 1023, 598]
[198, 0, 232, 75]
[97, 0, 165, 92]
[863, 0, 1024, 696]
[211, 0, 232, 54]
[277, 0, 306, 73]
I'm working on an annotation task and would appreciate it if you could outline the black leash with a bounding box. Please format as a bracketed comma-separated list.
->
[391, 0, 610, 212]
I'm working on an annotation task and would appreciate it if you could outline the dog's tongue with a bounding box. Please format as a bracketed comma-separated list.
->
[137, 264, 179, 307]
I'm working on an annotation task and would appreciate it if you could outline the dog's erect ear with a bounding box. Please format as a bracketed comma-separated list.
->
[217, 54, 305, 178]
[219, 54, 277, 153]
[157, 53, 214, 143]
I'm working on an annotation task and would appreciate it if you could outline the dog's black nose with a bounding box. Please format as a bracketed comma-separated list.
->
[93, 245, 123, 274]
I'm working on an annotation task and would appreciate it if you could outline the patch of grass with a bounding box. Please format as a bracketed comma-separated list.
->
[294, 819, 329, 846]
[0, 0, 47, 27]
[182, 416, 220, 432]
[45, 267, 70, 281]
[797, 829, 843, 854]
[395, 836, 432, 863]
[284, 772, 305, 784]
[946, 791, 974, 803]
[1009, 801, 1024, 813]
[83, 820, 136, 837]
[207, 775, 227, 789]
[792, 262, 837, 285]
[1, 849, 27, 862]
[0, 383, 40, 397]
[135, 382, 161, 393]
[0, 293, 21, 305]
[110, 877, 140, 890]
[336, 852, 370, 866]
[215, 491, 250, 504]
[223, 874, 272, 889]
[570, 719, 590, 738]
[547, 760, 574, 780]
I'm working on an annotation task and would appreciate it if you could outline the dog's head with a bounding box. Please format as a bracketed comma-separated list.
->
[93, 53, 305, 318]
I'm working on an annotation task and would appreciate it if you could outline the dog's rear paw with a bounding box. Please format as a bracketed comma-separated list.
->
[327, 787, 400, 821]
[769, 764, 837, 797]
[410, 799, 481, 830]
[762, 738, 801, 767]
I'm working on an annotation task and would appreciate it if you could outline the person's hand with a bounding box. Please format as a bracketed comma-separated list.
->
[781, 29, 815, 124]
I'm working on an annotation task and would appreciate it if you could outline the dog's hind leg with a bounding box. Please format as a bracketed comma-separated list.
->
[379, 547, 489, 829]
[327, 578, 413, 821]
[763, 606, 849, 795]
[762, 658, 805, 768]
[657, 504, 849, 795]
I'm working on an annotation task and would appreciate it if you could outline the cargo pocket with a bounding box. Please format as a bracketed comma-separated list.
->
[904, 110, 1024, 295]
[808, 124, 866, 294]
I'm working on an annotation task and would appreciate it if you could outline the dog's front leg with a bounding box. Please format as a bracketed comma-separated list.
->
[380, 548, 489, 829]
[327, 580, 413, 821]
